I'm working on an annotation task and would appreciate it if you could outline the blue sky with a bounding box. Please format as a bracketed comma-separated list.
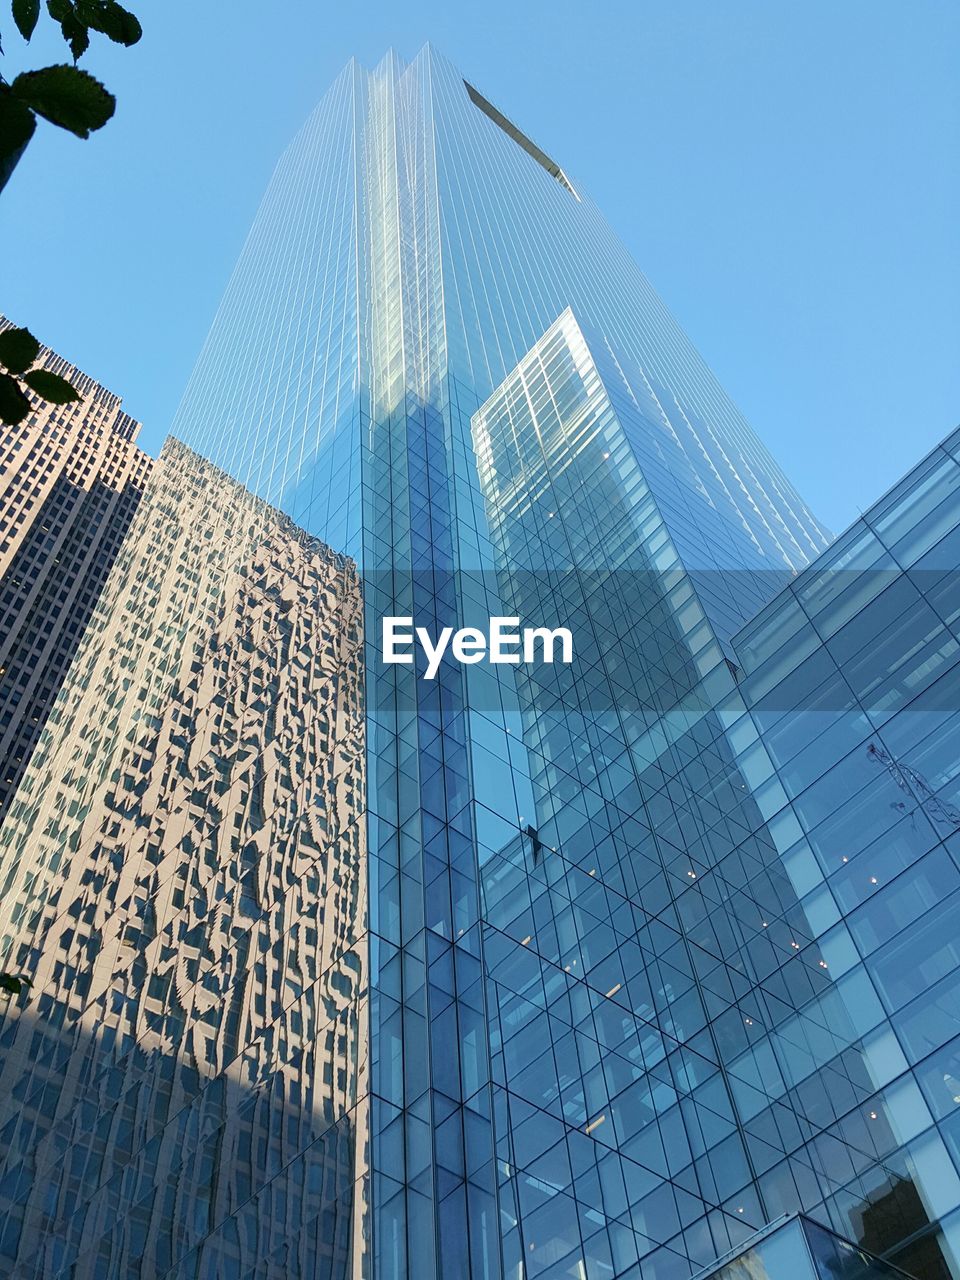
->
[1, 0, 957, 533]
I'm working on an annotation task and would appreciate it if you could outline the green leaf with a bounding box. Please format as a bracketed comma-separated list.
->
[0, 374, 31, 426]
[0, 325, 40, 374]
[61, 12, 90, 60]
[44, 0, 88, 57]
[0, 973, 31, 995]
[23, 369, 81, 404]
[13, 0, 42, 40]
[11, 64, 115, 138]
[0, 89, 38, 188]
[76, 0, 140, 45]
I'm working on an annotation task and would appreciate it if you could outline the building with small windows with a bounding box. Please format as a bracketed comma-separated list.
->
[0, 437, 367, 1277]
[0, 318, 153, 820]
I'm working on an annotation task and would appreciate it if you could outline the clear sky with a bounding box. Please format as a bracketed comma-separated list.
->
[1, 0, 957, 533]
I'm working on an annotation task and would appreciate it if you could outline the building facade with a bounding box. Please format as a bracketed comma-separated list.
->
[0, 438, 368, 1277]
[727, 424, 960, 1280]
[162, 49, 832, 1278]
[470, 309, 960, 1280]
[0, 318, 153, 820]
[0, 46, 957, 1280]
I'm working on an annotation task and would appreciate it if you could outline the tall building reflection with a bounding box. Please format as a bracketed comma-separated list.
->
[472, 309, 960, 1279]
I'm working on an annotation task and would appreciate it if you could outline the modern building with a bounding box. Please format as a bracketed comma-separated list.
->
[727, 424, 960, 1280]
[0, 45, 957, 1280]
[0, 318, 153, 820]
[470, 311, 960, 1280]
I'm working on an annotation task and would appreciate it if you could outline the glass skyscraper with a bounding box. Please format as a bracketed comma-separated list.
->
[0, 44, 957, 1280]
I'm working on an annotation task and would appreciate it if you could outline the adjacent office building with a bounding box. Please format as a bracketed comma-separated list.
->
[0, 437, 367, 1278]
[0, 319, 152, 820]
[0, 47, 957, 1280]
